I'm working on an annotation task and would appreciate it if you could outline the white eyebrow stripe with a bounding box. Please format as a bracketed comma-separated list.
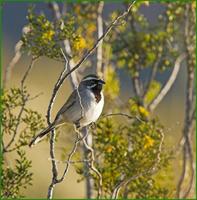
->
[82, 77, 99, 82]
[87, 84, 97, 89]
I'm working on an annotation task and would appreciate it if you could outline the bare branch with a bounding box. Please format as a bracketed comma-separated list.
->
[148, 53, 186, 112]
[3, 40, 23, 87]
[102, 112, 144, 123]
[48, 158, 90, 165]
[82, 136, 103, 198]
[96, 1, 104, 77]
[56, 129, 81, 183]
[176, 4, 195, 198]
[21, 57, 38, 89]
[3, 25, 31, 87]
[47, 50, 68, 199]
[182, 136, 195, 198]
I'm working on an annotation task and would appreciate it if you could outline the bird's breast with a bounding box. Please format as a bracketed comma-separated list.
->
[80, 91, 104, 126]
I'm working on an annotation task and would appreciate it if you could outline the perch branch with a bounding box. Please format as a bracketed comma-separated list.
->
[47, 49, 68, 199]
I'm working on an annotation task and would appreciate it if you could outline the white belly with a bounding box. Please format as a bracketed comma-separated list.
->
[80, 92, 104, 127]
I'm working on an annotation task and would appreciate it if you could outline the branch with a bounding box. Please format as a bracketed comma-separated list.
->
[55, 128, 81, 183]
[3, 40, 23, 87]
[176, 4, 195, 197]
[82, 135, 103, 198]
[3, 26, 31, 87]
[96, 1, 104, 77]
[148, 53, 186, 112]
[47, 49, 68, 199]
[182, 136, 195, 198]
[102, 112, 144, 123]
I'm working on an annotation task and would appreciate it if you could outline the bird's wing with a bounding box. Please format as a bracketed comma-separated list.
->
[55, 89, 77, 119]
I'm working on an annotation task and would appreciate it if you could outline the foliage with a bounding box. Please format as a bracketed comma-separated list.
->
[21, 6, 76, 60]
[74, 109, 172, 198]
[21, 4, 98, 61]
[1, 150, 33, 198]
[1, 88, 45, 197]
[3, 1, 195, 199]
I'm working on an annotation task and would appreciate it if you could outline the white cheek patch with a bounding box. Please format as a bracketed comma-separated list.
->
[87, 84, 97, 89]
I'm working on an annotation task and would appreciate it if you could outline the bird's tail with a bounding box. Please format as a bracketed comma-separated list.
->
[29, 122, 56, 147]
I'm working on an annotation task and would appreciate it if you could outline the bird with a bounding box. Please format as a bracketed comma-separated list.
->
[29, 74, 105, 147]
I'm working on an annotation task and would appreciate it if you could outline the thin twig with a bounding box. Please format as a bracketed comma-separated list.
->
[48, 158, 91, 164]
[56, 129, 81, 183]
[82, 136, 103, 198]
[27, 92, 44, 101]
[102, 113, 144, 123]
[21, 57, 38, 89]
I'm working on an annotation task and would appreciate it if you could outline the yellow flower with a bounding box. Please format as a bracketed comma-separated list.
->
[41, 30, 55, 42]
[106, 145, 113, 153]
[73, 36, 86, 50]
[144, 135, 154, 149]
[139, 106, 149, 117]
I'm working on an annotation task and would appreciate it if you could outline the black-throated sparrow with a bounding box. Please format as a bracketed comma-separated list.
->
[29, 74, 105, 147]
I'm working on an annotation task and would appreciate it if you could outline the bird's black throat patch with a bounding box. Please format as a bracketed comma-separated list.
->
[92, 87, 102, 103]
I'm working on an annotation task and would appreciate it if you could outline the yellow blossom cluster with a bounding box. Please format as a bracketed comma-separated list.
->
[144, 135, 154, 149]
[73, 36, 86, 50]
[41, 30, 55, 42]
[139, 106, 149, 117]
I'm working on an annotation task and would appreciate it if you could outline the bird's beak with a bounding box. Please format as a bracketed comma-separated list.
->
[98, 79, 105, 84]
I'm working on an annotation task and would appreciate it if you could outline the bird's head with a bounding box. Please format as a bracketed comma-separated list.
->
[80, 74, 105, 92]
